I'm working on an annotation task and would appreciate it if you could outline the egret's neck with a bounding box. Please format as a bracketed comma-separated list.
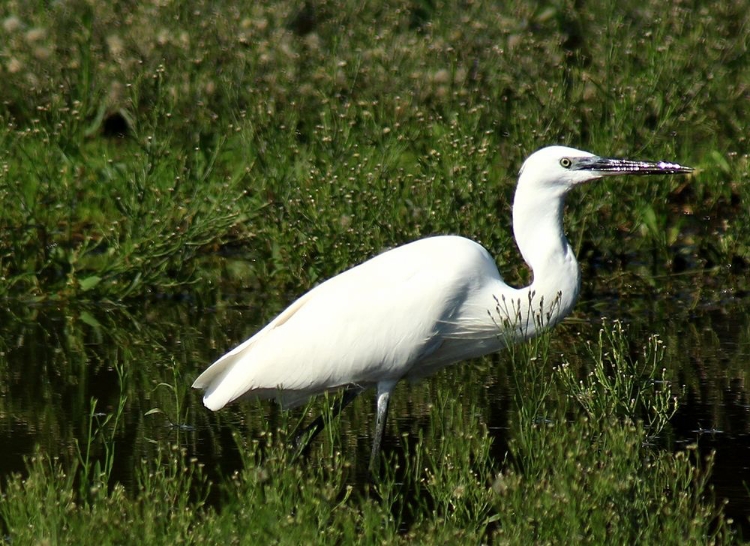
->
[511, 183, 581, 330]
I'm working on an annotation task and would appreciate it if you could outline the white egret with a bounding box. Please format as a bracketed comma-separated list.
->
[192, 145, 692, 467]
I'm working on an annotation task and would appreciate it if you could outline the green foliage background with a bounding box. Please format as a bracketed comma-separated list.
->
[0, 0, 746, 303]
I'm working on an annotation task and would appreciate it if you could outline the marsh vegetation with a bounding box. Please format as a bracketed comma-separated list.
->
[1, 0, 749, 542]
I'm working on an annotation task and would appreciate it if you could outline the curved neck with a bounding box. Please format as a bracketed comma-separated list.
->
[510, 182, 581, 331]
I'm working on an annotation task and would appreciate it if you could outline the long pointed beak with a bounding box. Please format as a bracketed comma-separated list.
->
[573, 156, 693, 176]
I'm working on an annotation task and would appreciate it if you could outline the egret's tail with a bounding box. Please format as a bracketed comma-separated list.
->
[192, 355, 239, 411]
[193, 345, 323, 411]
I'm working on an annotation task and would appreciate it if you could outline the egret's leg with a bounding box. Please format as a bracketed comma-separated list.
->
[369, 380, 397, 472]
[293, 385, 363, 455]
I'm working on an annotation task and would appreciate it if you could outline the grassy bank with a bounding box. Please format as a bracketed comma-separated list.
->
[0, 0, 747, 303]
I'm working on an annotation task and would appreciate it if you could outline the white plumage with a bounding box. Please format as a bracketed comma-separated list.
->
[193, 145, 692, 466]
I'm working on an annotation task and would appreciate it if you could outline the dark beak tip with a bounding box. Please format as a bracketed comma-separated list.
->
[671, 166, 695, 176]
[658, 161, 694, 174]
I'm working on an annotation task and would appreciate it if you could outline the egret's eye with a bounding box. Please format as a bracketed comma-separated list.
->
[560, 158, 572, 168]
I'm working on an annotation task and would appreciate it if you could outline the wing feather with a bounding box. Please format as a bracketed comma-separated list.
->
[193, 236, 514, 411]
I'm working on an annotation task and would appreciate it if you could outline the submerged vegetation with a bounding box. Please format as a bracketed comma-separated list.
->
[0, 319, 736, 543]
[0, 0, 749, 543]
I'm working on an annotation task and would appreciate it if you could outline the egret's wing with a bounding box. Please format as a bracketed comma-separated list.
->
[196, 267, 447, 410]
[193, 236, 512, 410]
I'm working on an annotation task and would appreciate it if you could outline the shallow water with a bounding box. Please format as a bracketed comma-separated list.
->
[1, 284, 749, 531]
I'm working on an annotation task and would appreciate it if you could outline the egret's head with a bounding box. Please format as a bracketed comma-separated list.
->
[518, 145, 693, 194]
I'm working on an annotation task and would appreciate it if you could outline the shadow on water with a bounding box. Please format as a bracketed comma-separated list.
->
[1, 283, 749, 533]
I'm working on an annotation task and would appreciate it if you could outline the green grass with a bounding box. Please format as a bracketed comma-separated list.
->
[0, 0, 747, 302]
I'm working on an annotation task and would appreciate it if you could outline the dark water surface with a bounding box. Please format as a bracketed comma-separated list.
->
[1, 285, 749, 531]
